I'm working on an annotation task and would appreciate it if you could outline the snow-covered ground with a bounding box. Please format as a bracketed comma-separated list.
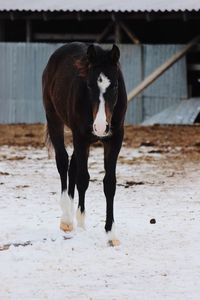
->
[0, 145, 200, 300]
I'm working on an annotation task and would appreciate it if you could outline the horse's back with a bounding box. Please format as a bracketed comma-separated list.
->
[43, 42, 87, 81]
[49, 42, 87, 64]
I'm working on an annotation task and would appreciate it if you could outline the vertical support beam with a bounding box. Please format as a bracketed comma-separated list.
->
[26, 19, 32, 43]
[182, 12, 189, 22]
[140, 44, 144, 120]
[0, 21, 5, 41]
[114, 22, 121, 44]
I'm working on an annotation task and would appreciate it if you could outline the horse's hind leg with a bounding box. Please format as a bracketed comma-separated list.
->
[46, 114, 74, 232]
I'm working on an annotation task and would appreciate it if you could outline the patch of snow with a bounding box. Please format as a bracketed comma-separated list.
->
[0, 145, 200, 299]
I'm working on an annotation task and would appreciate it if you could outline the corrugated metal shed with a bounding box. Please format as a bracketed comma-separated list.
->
[0, 43, 59, 123]
[143, 99, 200, 125]
[142, 45, 187, 120]
[0, 0, 200, 12]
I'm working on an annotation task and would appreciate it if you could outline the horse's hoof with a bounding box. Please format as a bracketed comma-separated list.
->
[108, 239, 120, 247]
[60, 221, 73, 232]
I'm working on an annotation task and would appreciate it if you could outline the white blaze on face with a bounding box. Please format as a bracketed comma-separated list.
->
[93, 72, 110, 136]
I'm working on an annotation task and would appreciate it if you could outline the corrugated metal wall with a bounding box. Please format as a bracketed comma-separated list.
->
[142, 45, 188, 120]
[0, 43, 59, 123]
[0, 43, 187, 124]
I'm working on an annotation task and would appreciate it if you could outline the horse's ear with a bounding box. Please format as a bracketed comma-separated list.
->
[110, 44, 120, 64]
[87, 45, 96, 64]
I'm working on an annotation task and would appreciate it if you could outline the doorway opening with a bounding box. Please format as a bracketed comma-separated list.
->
[187, 46, 200, 98]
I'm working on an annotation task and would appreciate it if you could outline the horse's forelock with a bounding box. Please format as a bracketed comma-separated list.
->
[74, 52, 120, 79]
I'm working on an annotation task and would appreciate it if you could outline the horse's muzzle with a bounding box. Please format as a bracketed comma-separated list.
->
[92, 121, 111, 137]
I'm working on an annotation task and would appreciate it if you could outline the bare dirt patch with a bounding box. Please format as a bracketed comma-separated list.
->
[124, 124, 200, 148]
[1, 124, 200, 165]
[1, 124, 200, 148]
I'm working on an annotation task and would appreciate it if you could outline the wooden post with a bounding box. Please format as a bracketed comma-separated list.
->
[128, 35, 200, 102]
[0, 21, 5, 41]
[114, 22, 121, 44]
[26, 20, 32, 43]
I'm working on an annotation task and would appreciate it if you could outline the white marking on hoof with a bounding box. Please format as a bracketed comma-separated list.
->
[76, 207, 86, 229]
[106, 223, 120, 247]
[59, 191, 74, 232]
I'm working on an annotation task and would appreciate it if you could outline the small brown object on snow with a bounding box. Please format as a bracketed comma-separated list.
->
[150, 218, 156, 224]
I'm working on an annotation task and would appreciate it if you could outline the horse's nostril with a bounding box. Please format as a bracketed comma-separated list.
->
[93, 122, 109, 136]
[105, 124, 110, 134]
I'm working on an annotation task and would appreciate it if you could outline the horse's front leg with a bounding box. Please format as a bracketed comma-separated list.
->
[46, 116, 74, 232]
[103, 129, 124, 246]
[74, 137, 90, 229]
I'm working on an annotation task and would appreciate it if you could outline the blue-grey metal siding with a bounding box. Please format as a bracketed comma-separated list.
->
[142, 45, 188, 121]
[143, 98, 200, 125]
[0, 43, 60, 123]
[120, 45, 143, 124]
[0, 43, 188, 124]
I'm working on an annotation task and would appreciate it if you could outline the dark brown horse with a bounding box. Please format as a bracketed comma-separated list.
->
[42, 42, 127, 246]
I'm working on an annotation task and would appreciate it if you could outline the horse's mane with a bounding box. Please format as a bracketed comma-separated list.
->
[74, 56, 89, 78]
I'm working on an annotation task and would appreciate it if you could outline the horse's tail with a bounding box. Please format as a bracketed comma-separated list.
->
[44, 124, 54, 158]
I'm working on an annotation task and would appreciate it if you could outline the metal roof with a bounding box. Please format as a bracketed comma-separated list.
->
[0, 0, 200, 13]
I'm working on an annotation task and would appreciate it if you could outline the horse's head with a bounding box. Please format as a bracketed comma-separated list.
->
[87, 44, 120, 138]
